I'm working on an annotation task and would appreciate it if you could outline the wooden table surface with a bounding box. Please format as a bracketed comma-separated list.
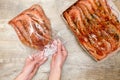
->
[0, 0, 120, 80]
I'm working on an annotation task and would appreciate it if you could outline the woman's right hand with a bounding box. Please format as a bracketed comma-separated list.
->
[49, 39, 68, 80]
[51, 39, 68, 70]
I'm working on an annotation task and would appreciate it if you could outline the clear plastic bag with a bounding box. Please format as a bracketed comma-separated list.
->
[8, 3, 74, 57]
[9, 4, 52, 50]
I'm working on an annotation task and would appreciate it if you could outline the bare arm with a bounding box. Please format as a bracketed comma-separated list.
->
[15, 51, 47, 80]
[49, 39, 68, 80]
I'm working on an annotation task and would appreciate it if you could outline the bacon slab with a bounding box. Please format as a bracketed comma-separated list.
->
[9, 4, 52, 50]
[63, 0, 120, 61]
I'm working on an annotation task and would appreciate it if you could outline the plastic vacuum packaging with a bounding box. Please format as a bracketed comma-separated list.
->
[8, 4, 65, 57]
[62, 0, 120, 61]
[9, 4, 52, 50]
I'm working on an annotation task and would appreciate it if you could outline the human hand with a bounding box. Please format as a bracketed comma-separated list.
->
[49, 39, 68, 80]
[15, 51, 47, 80]
[51, 39, 68, 70]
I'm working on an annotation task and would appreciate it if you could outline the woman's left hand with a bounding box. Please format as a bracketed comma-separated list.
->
[15, 51, 48, 80]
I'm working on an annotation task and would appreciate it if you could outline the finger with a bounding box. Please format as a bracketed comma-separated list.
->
[30, 54, 35, 60]
[25, 55, 34, 64]
[35, 55, 44, 63]
[33, 55, 47, 65]
[31, 60, 39, 65]
[32, 55, 44, 65]
[27, 65, 39, 80]
[38, 57, 48, 66]
[61, 45, 68, 57]
[52, 39, 57, 46]
[32, 53, 39, 60]
[35, 53, 40, 57]
[61, 44, 67, 51]
[52, 52, 57, 59]
[36, 51, 43, 58]
[42, 57, 48, 62]
[53, 53, 57, 57]
[57, 39, 62, 53]
[28, 55, 34, 60]
[40, 51, 44, 57]
[33, 51, 44, 61]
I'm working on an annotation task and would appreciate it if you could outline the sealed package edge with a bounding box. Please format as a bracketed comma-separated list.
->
[9, 4, 52, 50]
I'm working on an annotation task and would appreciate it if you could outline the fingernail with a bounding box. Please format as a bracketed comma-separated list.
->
[29, 55, 33, 60]
[40, 51, 44, 56]
[53, 39, 57, 45]
[44, 57, 47, 60]
[41, 56, 44, 59]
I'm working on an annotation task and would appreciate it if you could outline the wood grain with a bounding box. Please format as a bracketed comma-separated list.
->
[0, 0, 120, 80]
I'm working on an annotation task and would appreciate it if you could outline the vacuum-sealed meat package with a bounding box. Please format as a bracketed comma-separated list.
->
[63, 0, 120, 61]
[9, 4, 52, 50]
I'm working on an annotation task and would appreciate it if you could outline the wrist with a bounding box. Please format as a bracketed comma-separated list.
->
[15, 72, 28, 80]
[51, 66, 62, 72]
[49, 67, 62, 80]
[50, 66, 62, 76]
